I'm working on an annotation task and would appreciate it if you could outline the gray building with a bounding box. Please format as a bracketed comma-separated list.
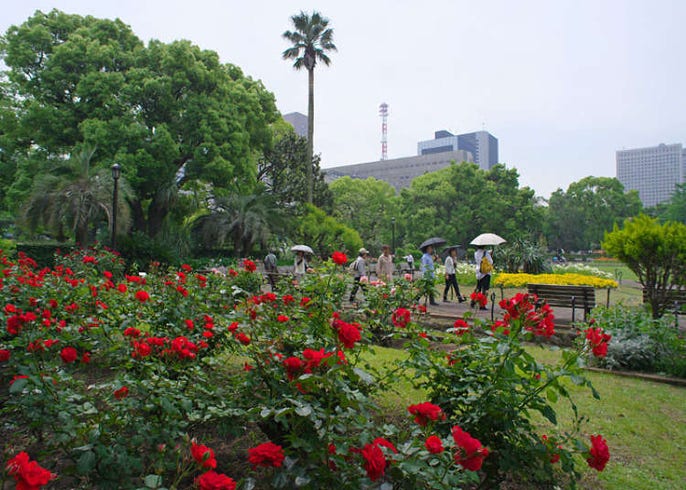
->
[325, 150, 474, 191]
[616, 143, 685, 207]
[283, 112, 308, 138]
[417, 130, 498, 170]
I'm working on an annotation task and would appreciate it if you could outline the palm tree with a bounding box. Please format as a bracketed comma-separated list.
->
[22, 146, 131, 245]
[192, 192, 286, 257]
[282, 10, 337, 204]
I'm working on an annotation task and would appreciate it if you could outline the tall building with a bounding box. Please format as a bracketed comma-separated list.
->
[325, 150, 474, 191]
[616, 143, 685, 207]
[283, 112, 308, 138]
[417, 130, 498, 170]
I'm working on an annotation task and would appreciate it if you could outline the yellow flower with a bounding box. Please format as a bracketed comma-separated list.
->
[493, 273, 618, 289]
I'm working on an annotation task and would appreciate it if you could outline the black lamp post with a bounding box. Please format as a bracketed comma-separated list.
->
[391, 217, 396, 253]
[111, 163, 121, 249]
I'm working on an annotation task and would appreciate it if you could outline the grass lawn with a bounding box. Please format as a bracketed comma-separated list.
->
[364, 345, 686, 490]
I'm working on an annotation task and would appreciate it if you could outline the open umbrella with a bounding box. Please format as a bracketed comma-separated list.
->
[469, 233, 506, 246]
[291, 244, 314, 254]
[441, 245, 465, 260]
[419, 237, 447, 251]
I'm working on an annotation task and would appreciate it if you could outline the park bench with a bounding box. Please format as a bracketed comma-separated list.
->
[527, 284, 597, 322]
[642, 288, 686, 315]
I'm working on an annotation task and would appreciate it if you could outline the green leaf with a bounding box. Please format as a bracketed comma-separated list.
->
[144, 474, 163, 488]
[295, 404, 312, 417]
[546, 389, 558, 403]
[9, 378, 28, 394]
[76, 450, 96, 475]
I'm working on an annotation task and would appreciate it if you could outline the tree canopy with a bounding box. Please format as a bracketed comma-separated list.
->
[603, 214, 686, 318]
[545, 176, 642, 251]
[397, 162, 543, 250]
[329, 176, 398, 253]
[1, 9, 280, 238]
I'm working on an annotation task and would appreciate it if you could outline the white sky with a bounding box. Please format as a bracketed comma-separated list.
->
[2, 0, 685, 198]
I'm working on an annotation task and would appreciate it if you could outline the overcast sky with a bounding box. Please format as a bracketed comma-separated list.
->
[3, 0, 685, 198]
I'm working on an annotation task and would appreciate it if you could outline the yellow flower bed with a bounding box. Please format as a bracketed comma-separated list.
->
[494, 273, 618, 289]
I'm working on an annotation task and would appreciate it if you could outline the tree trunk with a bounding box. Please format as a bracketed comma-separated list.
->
[131, 200, 147, 234]
[307, 68, 314, 204]
[148, 196, 170, 238]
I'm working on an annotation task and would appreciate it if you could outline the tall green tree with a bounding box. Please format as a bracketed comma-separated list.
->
[191, 192, 286, 257]
[329, 176, 399, 253]
[258, 130, 332, 211]
[603, 214, 686, 318]
[397, 162, 543, 250]
[545, 176, 642, 251]
[655, 183, 686, 224]
[1, 10, 279, 238]
[22, 146, 131, 244]
[282, 11, 336, 204]
[294, 204, 362, 259]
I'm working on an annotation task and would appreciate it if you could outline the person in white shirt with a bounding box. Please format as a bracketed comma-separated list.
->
[473, 247, 494, 310]
[443, 247, 466, 303]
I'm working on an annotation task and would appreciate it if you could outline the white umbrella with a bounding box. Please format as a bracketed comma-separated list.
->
[291, 244, 314, 254]
[470, 233, 506, 246]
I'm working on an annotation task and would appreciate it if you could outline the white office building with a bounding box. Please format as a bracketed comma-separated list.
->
[616, 143, 685, 207]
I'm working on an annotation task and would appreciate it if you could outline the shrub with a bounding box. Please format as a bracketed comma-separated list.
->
[586, 305, 686, 378]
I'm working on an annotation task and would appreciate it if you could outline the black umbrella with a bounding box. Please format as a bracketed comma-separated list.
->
[442, 245, 465, 260]
[419, 237, 447, 252]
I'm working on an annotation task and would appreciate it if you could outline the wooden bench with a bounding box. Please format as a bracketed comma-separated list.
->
[527, 284, 596, 322]
[642, 288, 686, 314]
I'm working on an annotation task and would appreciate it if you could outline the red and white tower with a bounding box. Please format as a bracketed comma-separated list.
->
[379, 102, 388, 160]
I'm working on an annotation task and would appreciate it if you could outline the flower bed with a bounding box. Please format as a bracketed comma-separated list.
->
[1, 248, 610, 488]
[494, 272, 618, 289]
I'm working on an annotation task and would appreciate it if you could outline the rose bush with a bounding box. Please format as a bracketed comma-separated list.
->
[0, 249, 609, 488]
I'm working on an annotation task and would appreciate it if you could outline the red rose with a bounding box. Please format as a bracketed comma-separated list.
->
[191, 441, 217, 469]
[135, 290, 150, 303]
[408, 402, 445, 426]
[452, 319, 470, 335]
[360, 443, 386, 481]
[391, 308, 411, 328]
[0, 349, 10, 362]
[236, 333, 251, 345]
[332, 318, 361, 349]
[114, 386, 129, 400]
[470, 291, 488, 307]
[277, 315, 289, 323]
[587, 434, 610, 471]
[117, 283, 127, 293]
[243, 259, 257, 272]
[283, 356, 304, 380]
[196, 470, 236, 490]
[248, 441, 285, 468]
[425, 435, 444, 454]
[6, 451, 56, 489]
[331, 251, 348, 265]
[60, 346, 78, 364]
[452, 426, 489, 471]
[585, 327, 612, 358]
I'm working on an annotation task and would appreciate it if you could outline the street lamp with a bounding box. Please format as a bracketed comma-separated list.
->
[111, 163, 121, 249]
[391, 217, 396, 253]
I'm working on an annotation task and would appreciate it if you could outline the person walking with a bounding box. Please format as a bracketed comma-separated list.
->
[376, 244, 394, 284]
[443, 247, 466, 303]
[420, 245, 439, 306]
[349, 248, 370, 303]
[293, 250, 309, 283]
[264, 250, 278, 290]
[473, 246, 493, 310]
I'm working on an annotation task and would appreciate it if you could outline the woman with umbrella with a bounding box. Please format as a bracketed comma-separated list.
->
[291, 245, 313, 283]
[469, 234, 504, 310]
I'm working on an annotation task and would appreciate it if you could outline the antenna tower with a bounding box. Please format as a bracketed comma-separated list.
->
[379, 102, 388, 160]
